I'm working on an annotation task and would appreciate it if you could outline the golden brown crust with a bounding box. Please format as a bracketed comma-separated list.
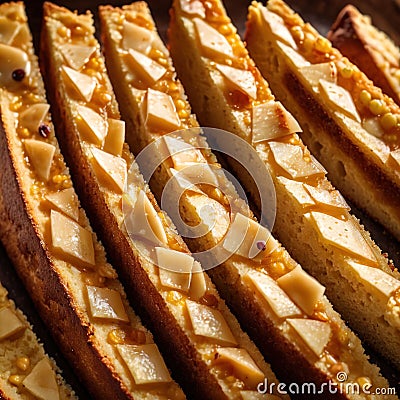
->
[328, 5, 400, 105]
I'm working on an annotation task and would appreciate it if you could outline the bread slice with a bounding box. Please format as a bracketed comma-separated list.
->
[100, 1, 397, 397]
[0, 281, 76, 400]
[246, 1, 400, 243]
[40, 3, 282, 399]
[0, 2, 185, 399]
[168, 0, 400, 373]
[328, 5, 400, 106]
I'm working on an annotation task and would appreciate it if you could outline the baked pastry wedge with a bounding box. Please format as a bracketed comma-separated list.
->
[168, 0, 400, 372]
[328, 4, 400, 106]
[40, 3, 281, 399]
[100, 1, 395, 397]
[246, 1, 400, 242]
[0, 2, 185, 399]
[0, 281, 76, 400]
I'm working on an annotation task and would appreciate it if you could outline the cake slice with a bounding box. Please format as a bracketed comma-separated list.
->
[0, 2, 185, 399]
[168, 0, 400, 372]
[100, 1, 396, 397]
[328, 4, 400, 106]
[246, 0, 400, 243]
[0, 281, 76, 400]
[40, 3, 282, 399]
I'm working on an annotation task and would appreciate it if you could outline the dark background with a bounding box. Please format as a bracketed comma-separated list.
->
[0, 0, 399, 398]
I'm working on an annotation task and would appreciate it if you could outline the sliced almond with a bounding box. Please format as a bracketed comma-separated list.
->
[164, 136, 206, 170]
[0, 43, 30, 87]
[22, 359, 60, 400]
[46, 188, 79, 221]
[348, 261, 400, 300]
[145, 89, 181, 131]
[180, 0, 206, 18]
[268, 141, 324, 179]
[0, 307, 25, 340]
[260, 8, 297, 49]
[122, 21, 153, 54]
[277, 265, 325, 315]
[60, 44, 96, 70]
[252, 101, 301, 143]
[214, 347, 265, 389]
[193, 18, 233, 59]
[91, 147, 127, 193]
[0, 17, 19, 44]
[303, 183, 349, 212]
[169, 168, 204, 195]
[319, 79, 360, 123]
[179, 163, 218, 187]
[61, 65, 96, 102]
[24, 139, 55, 181]
[127, 190, 168, 245]
[127, 48, 166, 85]
[87, 286, 129, 322]
[156, 247, 194, 292]
[50, 209, 95, 266]
[103, 118, 125, 156]
[216, 64, 257, 99]
[189, 261, 207, 300]
[306, 212, 377, 264]
[287, 318, 331, 357]
[76, 104, 108, 146]
[277, 41, 310, 68]
[187, 193, 230, 241]
[244, 270, 302, 318]
[19, 103, 50, 133]
[298, 62, 337, 89]
[116, 344, 172, 385]
[277, 176, 314, 207]
[223, 213, 277, 259]
[186, 299, 237, 345]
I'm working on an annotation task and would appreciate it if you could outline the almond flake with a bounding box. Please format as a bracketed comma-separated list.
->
[76, 104, 108, 146]
[51, 210, 95, 266]
[87, 286, 129, 322]
[60, 44, 96, 70]
[245, 270, 302, 318]
[252, 101, 301, 143]
[122, 21, 153, 54]
[156, 247, 194, 292]
[24, 139, 55, 181]
[277, 265, 325, 315]
[193, 18, 233, 59]
[145, 89, 180, 131]
[19, 103, 50, 133]
[261, 8, 297, 49]
[127, 48, 167, 85]
[91, 147, 127, 193]
[61, 65, 96, 102]
[287, 318, 331, 356]
[186, 299, 237, 345]
[216, 64, 257, 99]
[116, 344, 172, 385]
